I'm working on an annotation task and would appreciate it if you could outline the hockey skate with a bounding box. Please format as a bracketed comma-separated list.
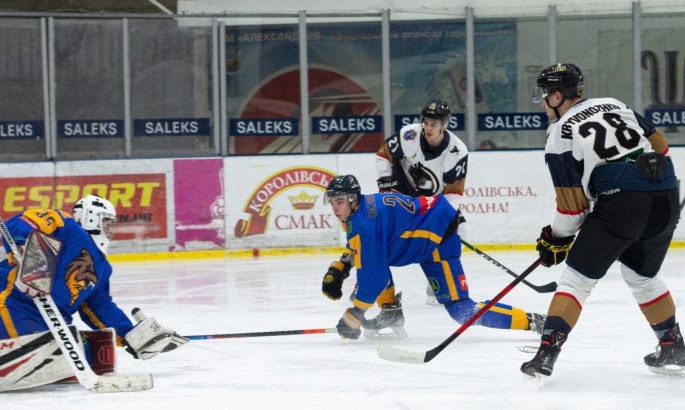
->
[425, 283, 439, 305]
[521, 330, 567, 378]
[526, 312, 546, 336]
[364, 292, 407, 339]
[644, 323, 685, 376]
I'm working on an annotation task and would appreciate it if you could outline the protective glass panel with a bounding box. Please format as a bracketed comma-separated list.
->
[306, 21, 384, 153]
[225, 22, 302, 155]
[641, 13, 685, 146]
[0, 18, 47, 162]
[54, 19, 126, 160]
[129, 19, 216, 158]
[557, 14, 634, 110]
[475, 17, 548, 150]
[389, 19, 468, 140]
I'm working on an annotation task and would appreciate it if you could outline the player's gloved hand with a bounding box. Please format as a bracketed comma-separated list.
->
[536, 225, 575, 267]
[377, 176, 400, 193]
[336, 306, 367, 340]
[322, 260, 351, 300]
[123, 308, 189, 360]
[456, 212, 470, 242]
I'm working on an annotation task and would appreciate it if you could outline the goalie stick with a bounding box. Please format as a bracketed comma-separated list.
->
[184, 328, 337, 340]
[460, 239, 557, 293]
[0, 217, 152, 392]
[377, 258, 543, 364]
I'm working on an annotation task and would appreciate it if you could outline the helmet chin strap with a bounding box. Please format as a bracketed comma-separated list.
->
[545, 94, 566, 120]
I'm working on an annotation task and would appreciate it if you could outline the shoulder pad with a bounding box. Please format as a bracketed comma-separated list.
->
[21, 209, 66, 235]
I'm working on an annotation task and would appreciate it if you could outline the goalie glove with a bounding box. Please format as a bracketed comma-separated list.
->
[336, 306, 367, 340]
[536, 225, 575, 267]
[377, 176, 400, 193]
[322, 253, 353, 300]
[123, 308, 189, 360]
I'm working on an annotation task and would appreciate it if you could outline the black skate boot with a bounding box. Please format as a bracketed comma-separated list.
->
[526, 312, 546, 336]
[644, 323, 685, 376]
[521, 330, 567, 377]
[364, 292, 407, 339]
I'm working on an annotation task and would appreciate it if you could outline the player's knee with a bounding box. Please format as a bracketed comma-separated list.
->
[557, 266, 598, 306]
[621, 264, 668, 304]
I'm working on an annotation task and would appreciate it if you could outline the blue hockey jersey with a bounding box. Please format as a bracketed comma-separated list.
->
[345, 193, 457, 306]
[0, 209, 134, 340]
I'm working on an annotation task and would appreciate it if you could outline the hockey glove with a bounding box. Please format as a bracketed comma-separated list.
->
[377, 176, 400, 193]
[456, 212, 470, 241]
[123, 309, 189, 360]
[322, 260, 351, 300]
[536, 225, 575, 267]
[336, 306, 367, 340]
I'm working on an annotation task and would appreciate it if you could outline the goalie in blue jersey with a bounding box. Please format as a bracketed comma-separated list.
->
[321, 174, 545, 340]
[0, 195, 188, 391]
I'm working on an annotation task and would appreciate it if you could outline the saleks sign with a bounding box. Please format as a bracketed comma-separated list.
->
[0, 174, 167, 240]
[234, 167, 337, 238]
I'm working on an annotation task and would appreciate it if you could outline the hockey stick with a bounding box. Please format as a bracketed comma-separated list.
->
[460, 239, 557, 293]
[185, 328, 337, 340]
[377, 258, 543, 364]
[0, 217, 153, 392]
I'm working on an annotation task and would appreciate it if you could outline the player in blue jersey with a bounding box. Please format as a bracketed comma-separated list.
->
[376, 100, 470, 306]
[0, 195, 187, 391]
[321, 174, 545, 340]
[521, 63, 684, 378]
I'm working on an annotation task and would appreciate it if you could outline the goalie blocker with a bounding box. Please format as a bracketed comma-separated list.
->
[0, 327, 116, 392]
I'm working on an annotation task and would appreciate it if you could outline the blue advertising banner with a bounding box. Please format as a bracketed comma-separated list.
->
[394, 114, 465, 133]
[645, 109, 685, 127]
[134, 118, 211, 137]
[477, 113, 547, 131]
[0, 121, 44, 139]
[57, 120, 123, 138]
[312, 115, 383, 134]
[229, 118, 299, 137]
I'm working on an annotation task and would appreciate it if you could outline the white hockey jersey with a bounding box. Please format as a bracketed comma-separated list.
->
[544, 97, 670, 237]
[376, 123, 468, 211]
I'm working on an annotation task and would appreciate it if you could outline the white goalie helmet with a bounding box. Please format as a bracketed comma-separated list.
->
[72, 195, 117, 255]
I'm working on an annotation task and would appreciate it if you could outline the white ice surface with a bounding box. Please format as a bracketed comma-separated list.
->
[3, 250, 685, 409]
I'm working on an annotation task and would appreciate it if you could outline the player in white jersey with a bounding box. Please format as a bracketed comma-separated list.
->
[521, 63, 684, 378]
[375, 101, 468, 306]
[376, 100, 468, 212]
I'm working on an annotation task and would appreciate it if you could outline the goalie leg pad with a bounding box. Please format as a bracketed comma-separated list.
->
[0, 327, 81, 392]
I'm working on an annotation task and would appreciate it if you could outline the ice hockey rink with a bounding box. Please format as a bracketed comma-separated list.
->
[4, 249, 685, 409]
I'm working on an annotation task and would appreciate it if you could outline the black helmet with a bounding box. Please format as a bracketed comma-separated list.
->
[533, 63, 584, 103]
[324, 174, 361, 205]
[421, 100, 451, 124]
